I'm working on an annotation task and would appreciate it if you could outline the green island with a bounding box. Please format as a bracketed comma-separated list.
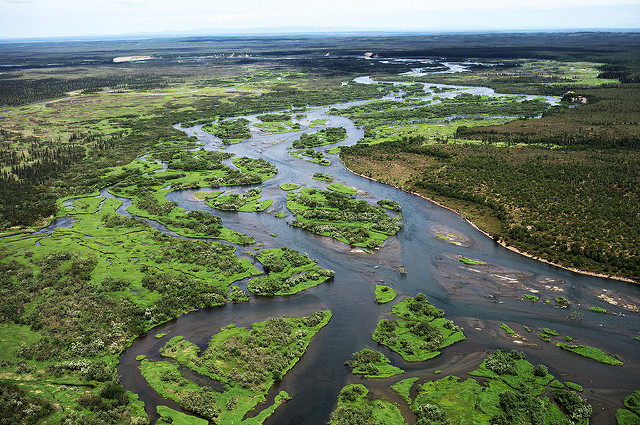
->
[291, 127, 348, 149]
[248, 247, 335, 296]
[375, 285, 398, 304]
[287, 186, 402, 248]
[312, 172, 334, 182]
[140, 310, 330, 423]
[290, 148, 331, 165]
[372, 294, 466, 361]
[616, 391, 640, 425]
[330, 350, 591, 425]
[206, 187, 273, 212]
[280, 183, 301, 191]
[327, 182, 358, 194]
[459, 256, 487, 265]
[345, 348, 404, 378]
[329, 384, 405, 425]
[556, 343, 623, 366]
[202, 118, 252, 144]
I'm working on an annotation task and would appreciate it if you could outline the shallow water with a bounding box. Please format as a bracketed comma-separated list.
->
[117, 67, 638, 424]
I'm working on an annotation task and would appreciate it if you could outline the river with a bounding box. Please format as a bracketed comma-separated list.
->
[113, 66, 640, 425]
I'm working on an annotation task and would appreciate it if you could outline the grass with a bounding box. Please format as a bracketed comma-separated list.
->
[589, 307, 607, 314]
[375, 285, 398, 304]
[459, 256, 487, 265]
[556, 343, 623, 366]
[144, 311, 331, 423]
[372, 294, 466, 362]
[248, 247, 334, 296]
[156, 406, 208, 425]
[391, 377, 420, 404]
[347, 349, 404, 379]
[542, 328, 559, 336]
[500, 323, 516, 337]
[329, 384, 405, 425]
[327, 182, 357, 194]
[312, 172, 333, 182]
[564, 382, 583, 392]
[280, 183, 301, 191]
[523, 294, 539, 302]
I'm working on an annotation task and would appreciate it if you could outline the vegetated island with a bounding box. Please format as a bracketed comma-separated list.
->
[345, 348, 404, 379]
[248, 247, 335, 296]
[375, 285, 397, 304]
[140, 310, 331, 424]
[372, 293, 466, 361]
[287, 186, 402, 249]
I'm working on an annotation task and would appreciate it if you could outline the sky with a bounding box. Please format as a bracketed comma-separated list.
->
[1, 0, 639, 39]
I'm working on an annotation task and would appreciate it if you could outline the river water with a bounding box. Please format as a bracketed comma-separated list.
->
[114, 68, 640, 425]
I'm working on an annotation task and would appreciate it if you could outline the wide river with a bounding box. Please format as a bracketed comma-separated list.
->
[116, 66, 640, 425]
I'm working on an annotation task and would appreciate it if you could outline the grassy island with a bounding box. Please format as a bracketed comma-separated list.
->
[329, 384, 405, 425]
[372, 294, 466, 361]
[141, 310, 331, 424]
[206, 187, 273, 212]
[556, 343, 623, 366]
[291, 127, 348, 149]
[248, 247, 335, 296]
[312, 172, 334, 182]
[287, 186, 402, 248]
[375, 285, 398, 304]
[346, 349, 404, 378]
[411, 350, 589, 425]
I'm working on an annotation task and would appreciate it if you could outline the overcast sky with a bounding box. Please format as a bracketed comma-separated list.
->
[1, 0, 639, 39]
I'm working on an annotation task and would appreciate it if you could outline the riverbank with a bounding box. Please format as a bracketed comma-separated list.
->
[342, 163, 637, 285]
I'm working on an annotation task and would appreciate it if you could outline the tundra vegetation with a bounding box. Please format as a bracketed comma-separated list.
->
[248, 247, 335, 296]
[345, 348, 404, 378]
[140, 310, 331, 423]
[287, 186, 402, 248]
[372, 294, 466, 361]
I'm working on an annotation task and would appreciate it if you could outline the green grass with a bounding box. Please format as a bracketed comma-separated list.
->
[248, 247, 334, 296]
[144, 311, 331, 423]
[312, 172, 333, 182]
[543, 328, 559, 336]
[616, 408, 640, 425]
[590, 307, 607, 314]
[280, 183, 301, 191]
[157, 406, 208, 425]
[391, 377, 420, 404]
[523, 294, 539, 302]
[556, 343, 623, 366]
[327, 182, 357, 194]
[155, 333, 167, 339]
[500, 323, 516, 336]
[329, 384, 405, 425]
[372, 294, 466, 362]
[459, 256, 487, 265]
[347, 349, 404, 379]
[564, 382, 583, 392]
[375, 285, 398, 304]
[624, 390, 640, 416]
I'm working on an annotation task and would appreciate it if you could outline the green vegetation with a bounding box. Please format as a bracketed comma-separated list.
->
[590, 306, 607, 314]
[557, 343, 623, 366]
[155, 333, 167, 339]
[391, 377, 420, 404]
[377, 199, 402, 212]
[565, 382, 584, 392]
[543, 328, 559, 336]
[329, 384, 405, 425]
[157, 405, 208, 425]
[291, 127, 347, 149]
[142, 311, 330, 424]
[375, 285, 398, 304]
[248, 247, 334, 296]
[202, 118, 251, 144]
[290, 148, 331, 165]
[501, 323, 517, 336]
[459, 256, 487, 265]
[345, 348, 404, 378]
[523, 294, 540, 302]
[312, 172, 333, 181]
[409, 349, 588, 425]
[287, 186, 402, 248]
[280, 183, 301, 191]
[206, 188, 273, 212]
[372, 294, 465, 361]
[327, 182, 357, 194]
[615, 391, 640, 425]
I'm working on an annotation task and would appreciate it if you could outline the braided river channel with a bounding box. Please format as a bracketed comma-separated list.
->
[112, 65, 640, 424]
